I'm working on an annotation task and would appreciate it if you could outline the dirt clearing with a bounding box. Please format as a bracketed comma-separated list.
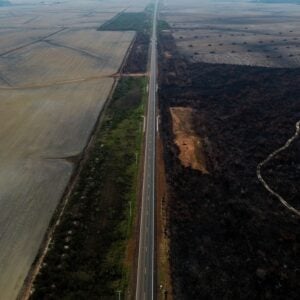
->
[170, 107, 208, 173]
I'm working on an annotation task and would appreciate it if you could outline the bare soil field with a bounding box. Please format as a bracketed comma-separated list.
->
[0, 4, 115, 29]
[170, 107, 208, 173]
[0, 0, 149, 29]
[0, 80, 114, 158]
[48, 29, 135, 71]
[0, 31, 134, 87]
[0, 0, 145, 299]
[0, 28, 54, 54]
[0, 80, 115, 300]
[161, 0, 300, 67]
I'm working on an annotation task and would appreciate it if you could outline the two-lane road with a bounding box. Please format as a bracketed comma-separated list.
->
[136, 0, 159, 299]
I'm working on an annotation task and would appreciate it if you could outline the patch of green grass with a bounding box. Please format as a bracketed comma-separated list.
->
[31, 77, 147, 299]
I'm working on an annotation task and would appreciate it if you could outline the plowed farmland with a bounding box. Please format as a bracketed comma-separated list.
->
[0, 28, 54, 54]
[0, 0, 146, 298]
[0, 31, 134, 87]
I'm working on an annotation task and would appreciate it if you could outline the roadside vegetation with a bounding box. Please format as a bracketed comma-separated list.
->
[99, 11, 151, 32]
[30, 77, 147, 299]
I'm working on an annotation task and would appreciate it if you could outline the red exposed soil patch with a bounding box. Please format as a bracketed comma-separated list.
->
[170, 107, 208, 173]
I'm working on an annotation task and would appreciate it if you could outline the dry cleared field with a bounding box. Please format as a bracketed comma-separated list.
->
[161, 0, 300, 67]
[0, 80, 114, 158]
[0, 0, 149, 299]
[0, 79, 113, 300]
[0, 31, 134, 87]
[0, 0, 149, 29]
[0, 28, 55, 54]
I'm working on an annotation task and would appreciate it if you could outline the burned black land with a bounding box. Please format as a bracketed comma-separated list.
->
[123, 32, 150, 74]
[158, 32, 300, 299]
[262, 137, 300, 211]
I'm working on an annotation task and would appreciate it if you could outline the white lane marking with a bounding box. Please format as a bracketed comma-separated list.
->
[143, 116, 146, 133]
[136, 1, 158, 299]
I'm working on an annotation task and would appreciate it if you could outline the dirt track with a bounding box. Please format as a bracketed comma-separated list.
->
[257, 120, 300, 217]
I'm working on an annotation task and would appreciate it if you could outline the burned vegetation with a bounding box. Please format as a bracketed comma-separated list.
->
[158, 32, 300, 299]
[123, 32, 150, 74]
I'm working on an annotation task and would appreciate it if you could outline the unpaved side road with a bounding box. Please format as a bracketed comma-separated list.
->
[257, 120, 300, 217]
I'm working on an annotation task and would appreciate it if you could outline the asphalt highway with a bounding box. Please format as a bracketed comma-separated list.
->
[135, 0, 159, 299]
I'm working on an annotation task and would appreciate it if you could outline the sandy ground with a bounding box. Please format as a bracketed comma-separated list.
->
[170, 107, 208, 173]
[0, 0, 146, 299]
[162, 0, 300, 68]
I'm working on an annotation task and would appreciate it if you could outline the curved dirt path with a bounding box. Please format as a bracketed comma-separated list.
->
[257, 120, 300, 217]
